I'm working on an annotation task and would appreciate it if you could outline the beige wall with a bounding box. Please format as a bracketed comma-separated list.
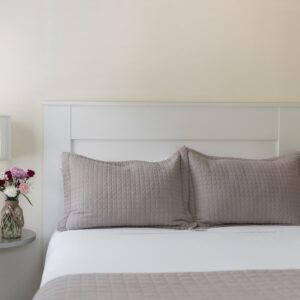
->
[0, 1, 300, 299]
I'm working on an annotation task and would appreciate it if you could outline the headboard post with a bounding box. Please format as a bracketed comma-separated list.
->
[43, 104, 71, 251]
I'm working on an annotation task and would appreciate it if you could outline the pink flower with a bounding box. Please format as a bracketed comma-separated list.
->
[19, 183, 30, 194]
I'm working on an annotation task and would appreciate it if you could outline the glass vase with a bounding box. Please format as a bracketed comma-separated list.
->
[1, 200, 24, 239]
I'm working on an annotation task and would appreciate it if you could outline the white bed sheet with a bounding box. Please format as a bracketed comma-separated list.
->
[41, 226, 300, 286]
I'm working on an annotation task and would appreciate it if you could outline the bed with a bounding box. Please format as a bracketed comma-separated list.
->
[36, 102, 300, 299]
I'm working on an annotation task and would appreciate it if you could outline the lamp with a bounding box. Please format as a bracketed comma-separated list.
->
[0, 116, 11, 161]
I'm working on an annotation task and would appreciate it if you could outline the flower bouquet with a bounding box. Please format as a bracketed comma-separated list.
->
[0, 168, 35, 239]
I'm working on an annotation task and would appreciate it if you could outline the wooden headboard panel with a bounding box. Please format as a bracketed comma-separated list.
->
[43, 102, 300, 249]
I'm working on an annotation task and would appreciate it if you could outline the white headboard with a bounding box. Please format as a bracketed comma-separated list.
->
[43, 102, 300, 249]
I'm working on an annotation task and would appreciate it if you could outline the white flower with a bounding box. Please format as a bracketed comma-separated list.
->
[0, 172, 5, 180]
[4, 186, 18, 198]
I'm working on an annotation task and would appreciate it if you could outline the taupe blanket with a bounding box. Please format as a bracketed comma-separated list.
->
[34, 270, 300, 300]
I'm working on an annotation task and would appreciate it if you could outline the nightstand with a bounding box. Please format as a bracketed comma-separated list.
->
[0, 229, 36, 249]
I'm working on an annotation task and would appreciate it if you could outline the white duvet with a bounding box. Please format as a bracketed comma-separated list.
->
[41, 226, 300, 286]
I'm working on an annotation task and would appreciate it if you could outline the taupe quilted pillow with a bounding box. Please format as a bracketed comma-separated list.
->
[58, 151, 194, 231]
[187, 147, 300, 226]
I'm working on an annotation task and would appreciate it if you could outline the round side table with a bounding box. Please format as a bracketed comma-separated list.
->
[0, 229, 36, 249]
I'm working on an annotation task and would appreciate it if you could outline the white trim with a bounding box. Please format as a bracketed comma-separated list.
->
[276, 107, 281, 156]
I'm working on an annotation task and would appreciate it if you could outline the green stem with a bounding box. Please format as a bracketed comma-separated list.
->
[20, 193, 33, 206]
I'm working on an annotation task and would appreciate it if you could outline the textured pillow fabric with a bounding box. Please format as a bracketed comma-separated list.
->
[58, 151, 194, 231]
[187, 147, 300, 226]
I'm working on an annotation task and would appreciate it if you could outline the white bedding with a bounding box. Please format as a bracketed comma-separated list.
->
[41, 226, 300, 286]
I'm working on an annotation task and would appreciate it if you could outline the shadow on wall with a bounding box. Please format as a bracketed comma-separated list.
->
[12, 121, 39, 159]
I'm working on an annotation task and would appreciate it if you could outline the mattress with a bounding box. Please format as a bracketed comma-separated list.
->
[41, 226, 300, 286]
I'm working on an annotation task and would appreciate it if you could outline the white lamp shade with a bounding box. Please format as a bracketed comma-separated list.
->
[0, 116, 12, 161]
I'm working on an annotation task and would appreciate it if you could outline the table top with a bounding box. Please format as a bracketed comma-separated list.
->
[0, 229, 36, 249]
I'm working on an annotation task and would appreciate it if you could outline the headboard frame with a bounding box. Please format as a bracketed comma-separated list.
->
[43, 101, 300, 249]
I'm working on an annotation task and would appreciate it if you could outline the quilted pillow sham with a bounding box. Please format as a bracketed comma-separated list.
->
[186, 147, 300, 226]
[58, 150, 194, 231]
